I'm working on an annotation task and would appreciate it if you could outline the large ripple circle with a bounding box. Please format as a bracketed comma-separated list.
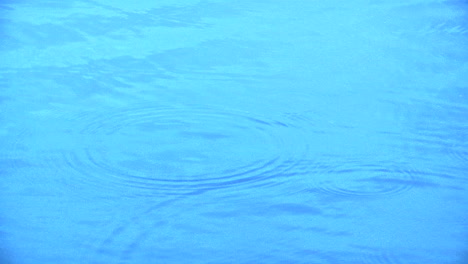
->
[59, 106, 307, 195]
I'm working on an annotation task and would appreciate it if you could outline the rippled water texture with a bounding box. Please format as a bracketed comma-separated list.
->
[1, 1, 467, 264]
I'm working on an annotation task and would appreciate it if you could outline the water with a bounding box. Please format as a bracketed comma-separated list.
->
[0, 1, 467, 263]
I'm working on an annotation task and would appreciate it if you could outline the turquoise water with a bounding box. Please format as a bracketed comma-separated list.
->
[1, 1, 467, 263]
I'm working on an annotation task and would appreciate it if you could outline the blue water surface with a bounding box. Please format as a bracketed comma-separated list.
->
[1, 1, 467, 263]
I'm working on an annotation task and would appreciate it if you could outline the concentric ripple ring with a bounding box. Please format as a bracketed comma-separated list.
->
[54, 106, 310, 195]
[312, 159, 421, 198]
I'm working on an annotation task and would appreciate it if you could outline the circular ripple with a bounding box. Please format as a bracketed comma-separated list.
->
[54, 106, 311, 195]
[312, 160, 419, 198]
